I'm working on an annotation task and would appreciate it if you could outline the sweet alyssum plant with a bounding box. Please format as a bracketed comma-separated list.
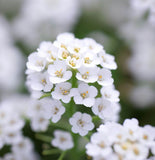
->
[26, 32, 121, 158]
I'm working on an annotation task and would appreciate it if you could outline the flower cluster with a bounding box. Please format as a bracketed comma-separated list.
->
[0, 137, 38, 160]
[13, 0, 80, 48]
[119, 17, 155, 108]
[0, 97, 38, 160]
[0, 16, 24, 94]
[86, 118, 155, 160]
[129, 0, 155, 25]
[52, 130, 74, 151]
[26, 32, 120, 137]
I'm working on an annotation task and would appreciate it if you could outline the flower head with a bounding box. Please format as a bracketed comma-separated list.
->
[69, 112, 94, 136]
[52, 130, 74, 150]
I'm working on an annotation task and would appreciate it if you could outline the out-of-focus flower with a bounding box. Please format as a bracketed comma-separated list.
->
[92, 98, 120, 122]
[86, 118, 155, 160]
[52, 130, 74, 150]
[0, 96, 38, 160]
[69, 112, 94, 136]
[13, 0, 80, 48]
[0, 16, 24, 95]
[129, 85, 155, 108]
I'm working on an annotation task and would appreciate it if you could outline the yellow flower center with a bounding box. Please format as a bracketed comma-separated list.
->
[55, 69, 63, 78]
[84, 57, 92, 64]
[61, 90, 69, 95]
[82, 72, 89, 79]
[81, 91, 89, 99]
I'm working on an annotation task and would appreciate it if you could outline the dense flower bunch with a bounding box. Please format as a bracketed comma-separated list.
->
[13, 0, 80, 48]
[26, 33, 120, 140]
[0, 95, 74, 152]
[0, 97, 38, 160]
[120, 20, 155, 108]
[0, 16, 24, 95]
[86, 118, 155, 160]
[128, 37, 155, 107]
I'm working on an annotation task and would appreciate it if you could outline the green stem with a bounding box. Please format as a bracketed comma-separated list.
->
[42, 149, 61, 155]
[68, 69, 77, 117]
[83, 136, 89, 142]
[35, 134, 52, 143]
[92, 116, 100, 122]
[58, 151, 66, 160]
[39, 92, 51, 100]
[50, 121, 71, 131]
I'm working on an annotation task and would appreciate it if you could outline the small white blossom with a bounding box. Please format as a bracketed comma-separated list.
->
[72, 83, 98, 107]
[69, 112, 94, 136]
[51, 82, 73, 103]
[99, 51, 117, 70]
[66, 56, 82, 68]
[52, 130, 74, 151]
[12, 137, 33, 154]
[38, 41, 58, 62]
[31, 114, 49, 132]
[48, 60, 72, 84]
[27, 72, 53, 92]
[76, 66, 99, 83]
[97, 68, 114, 86]
[92, 98, 120, 122]
[82, 52, 100, 67]
[26, 52, 46, 72]
[43, 99, 65, 123]
[83, 38, 103, 54]
[101, 85, 120, 102]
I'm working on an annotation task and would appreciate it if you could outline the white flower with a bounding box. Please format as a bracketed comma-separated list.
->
[83, 37, 103, 54]
[130, 0, 152, 12]
[27, 99, 47, 117]
[129, 85, 155, 108]
[66, 56, 82, 68]
[82, 52, 100, 67]
[138, 125, 155, 146]
[0, 17, 24, 94]
[38, 41, 58, 62]
[30, 90, 43, 99]
[4, 131, 22, 145]
[13, 0, 80, 48]
[86, 132, 113, 158]
[72, 83, 98, 107]
[27, 72, 53, 92]
[99, 51, 117, 70]
[100, 85, 120, 102]
[26, 52, 46, 72]
[69, 112, 94, 136]
[97, 68, 114, 86]
[67, 38, 86, 55]
[31, 114, 49, 132]
[12, 137, 33, 154]
[43, 99, 65, 123]
[52, 130, 74, 151]
[4, 115, 24, 133]
[92, 98, 120, 122]
[54, 32, 75, 49]
[51, 82, 73, 103]
[86, 119, 155, 160]
[76, 66, 99, 83]
[48, 60, 72, 84]
[123, 118, 140, 141]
